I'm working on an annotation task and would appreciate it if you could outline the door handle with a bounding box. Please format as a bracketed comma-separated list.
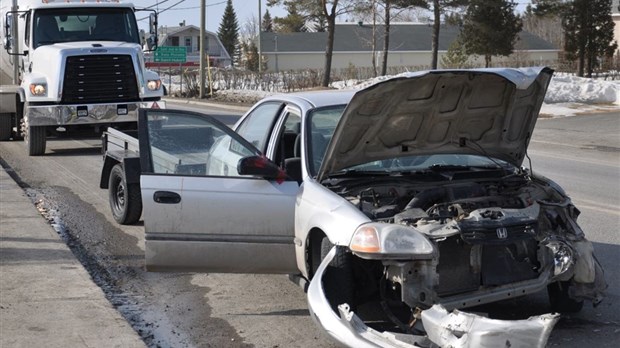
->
[153, 191, 181, 204]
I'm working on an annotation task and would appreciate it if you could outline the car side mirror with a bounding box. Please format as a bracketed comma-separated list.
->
[237, 155, 286, 181]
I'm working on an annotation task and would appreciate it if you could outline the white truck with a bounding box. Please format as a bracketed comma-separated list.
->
[0, 0, 164, 155]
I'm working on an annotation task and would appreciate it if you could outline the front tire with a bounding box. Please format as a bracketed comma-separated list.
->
[320, 237, 356, 312]
[0, 113, 12, 141]
[548, 280, 584, 313]
[25, 125, 47, 156]
[109, 163, 142, 225]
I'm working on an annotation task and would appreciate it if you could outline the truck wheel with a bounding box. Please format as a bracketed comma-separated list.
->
[320, 237, 356, 312]
[548, 280, 584, 313]
[109, 163, 142, 225]
[0, 113, 12, 141]
[25, 125, 47, 156]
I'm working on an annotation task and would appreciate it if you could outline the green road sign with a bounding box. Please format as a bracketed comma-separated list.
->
[154, 46, 187, 63]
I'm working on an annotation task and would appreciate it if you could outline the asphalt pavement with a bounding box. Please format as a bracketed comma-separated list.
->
[0, 166, 145, 348]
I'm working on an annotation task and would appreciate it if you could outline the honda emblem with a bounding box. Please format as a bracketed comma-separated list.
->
[496, 227, 508, 239]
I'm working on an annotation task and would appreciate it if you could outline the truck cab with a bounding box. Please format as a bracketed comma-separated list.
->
[0, 0, 163, 155]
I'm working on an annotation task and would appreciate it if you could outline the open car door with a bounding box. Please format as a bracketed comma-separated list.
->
[138, 109, 298, 274]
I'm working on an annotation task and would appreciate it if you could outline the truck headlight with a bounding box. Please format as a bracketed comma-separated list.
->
[349, 223, 435, 260]
[147, 79, 162, 91]
[29, 83, 46, 96]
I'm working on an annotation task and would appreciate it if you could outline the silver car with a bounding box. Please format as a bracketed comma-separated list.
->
[136, 67, 606, 347]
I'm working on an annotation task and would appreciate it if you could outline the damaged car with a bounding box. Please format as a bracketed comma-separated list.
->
[129, 67, 606, 347]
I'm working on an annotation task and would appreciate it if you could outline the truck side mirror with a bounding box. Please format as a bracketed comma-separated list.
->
[3, 13, 13, 50]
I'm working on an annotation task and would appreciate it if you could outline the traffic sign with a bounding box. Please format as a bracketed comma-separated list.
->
[154, 46, 187, 63]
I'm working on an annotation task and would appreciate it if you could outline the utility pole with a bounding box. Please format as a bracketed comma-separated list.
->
[11, 0, 19, 82]
[258, 0, 262, 73]
[199, 0, 206, 98]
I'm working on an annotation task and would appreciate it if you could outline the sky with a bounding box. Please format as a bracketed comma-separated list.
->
[130, 0, 287, 33]
[130, 0, 533, 33]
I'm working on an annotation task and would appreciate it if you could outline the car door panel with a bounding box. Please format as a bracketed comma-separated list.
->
[138, 109, 298, 274]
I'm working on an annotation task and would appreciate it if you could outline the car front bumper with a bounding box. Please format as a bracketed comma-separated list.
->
[307, 247, 560, 348]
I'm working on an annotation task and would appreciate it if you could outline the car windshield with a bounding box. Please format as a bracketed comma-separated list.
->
[33, 8, 140, 48]
[339, 154, 514, 174]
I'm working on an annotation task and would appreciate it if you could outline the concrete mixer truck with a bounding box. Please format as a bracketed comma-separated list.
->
[0, 0, 164, 155]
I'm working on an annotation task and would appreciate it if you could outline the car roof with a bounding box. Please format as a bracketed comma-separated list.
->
[262, 89, 357, 109]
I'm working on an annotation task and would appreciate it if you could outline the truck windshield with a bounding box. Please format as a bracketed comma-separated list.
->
[33, 8, 140, 48]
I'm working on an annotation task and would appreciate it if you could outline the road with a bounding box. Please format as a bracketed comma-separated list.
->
[0, 103, 618, 347]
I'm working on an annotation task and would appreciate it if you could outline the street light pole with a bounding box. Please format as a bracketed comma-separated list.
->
[258, 0, 262, 73]
[199, 0, 206, 98]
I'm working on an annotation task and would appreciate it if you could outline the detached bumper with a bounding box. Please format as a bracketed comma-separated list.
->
[307, 247, 559, 348]
[25, 100, 165, 126]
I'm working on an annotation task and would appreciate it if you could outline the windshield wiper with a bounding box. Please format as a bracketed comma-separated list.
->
[429, 164, 501, 171]
[327, 169, 391, 177]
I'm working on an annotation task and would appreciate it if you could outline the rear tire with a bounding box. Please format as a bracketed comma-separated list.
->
[25, 125, 46, 156]
[0, 113, 12, 141]
[109, 163, 142, 225]
[548, 280, 584, 313]
[320, 237, 356, 312]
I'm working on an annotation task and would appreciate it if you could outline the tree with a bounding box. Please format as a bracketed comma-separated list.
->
[440, 37, 474, 68]
[269, 0, 356, 87]
[217, 0, 240, 64]
[460, 0, 522, 67]
[352, 1, 427, 76]
[271, 2, 307, 32]
[262, 9, 274, 32]
[428, 0, 469, 69]
[534, 0, 617, 77]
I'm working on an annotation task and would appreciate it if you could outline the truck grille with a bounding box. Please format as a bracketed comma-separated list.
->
[62, 55, 139, 104]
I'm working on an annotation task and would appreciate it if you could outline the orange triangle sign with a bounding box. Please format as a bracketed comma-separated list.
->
[151, 101, 160, 109]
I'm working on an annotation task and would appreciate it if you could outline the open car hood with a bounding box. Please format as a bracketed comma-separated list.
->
[318, 67, 553, 179]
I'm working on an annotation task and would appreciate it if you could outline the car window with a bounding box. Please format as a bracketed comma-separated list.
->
[307, 105, 347, 175]
[235, 102, 283, 153]
[142, 110, 260, 178]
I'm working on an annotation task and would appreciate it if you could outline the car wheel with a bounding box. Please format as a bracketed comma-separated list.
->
[109, 163, 142, 225]
[548, 280, 584, 313]
[320, 237, 356, 312]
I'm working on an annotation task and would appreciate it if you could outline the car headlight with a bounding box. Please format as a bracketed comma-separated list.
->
[349, 223, 435, 260]
[29, 83, 46, 96]
[147, 79, 162, 91]
[545, 240, 574, 276]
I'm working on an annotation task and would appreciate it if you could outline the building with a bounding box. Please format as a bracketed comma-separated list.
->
[153, 23, 232, 67]
[259, 23, 559, 72]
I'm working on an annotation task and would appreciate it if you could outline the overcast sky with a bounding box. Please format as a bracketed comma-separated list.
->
[131, 0, 287, 33]
[130, 0, 533, 33]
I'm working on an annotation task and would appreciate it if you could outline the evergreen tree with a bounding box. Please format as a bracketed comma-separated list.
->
[262, 9, 274, 32]
[534, 0, 617, 77]
[272, 3, 307, 32]
[246, 41, 260, 71]
[217, 0, 240, 64]
[460, 0, 522, 67]
[441, 38, 474, 68]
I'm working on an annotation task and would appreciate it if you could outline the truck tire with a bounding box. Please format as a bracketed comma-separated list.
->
[25, 125, 47, 156]
[0, 113, 12, 141]
[320, 237, 356, 312]
[109, 163, 142, 225]
[548, 280, 584, 313]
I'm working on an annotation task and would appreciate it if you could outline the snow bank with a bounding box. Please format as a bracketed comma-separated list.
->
[545, 74, 620, 105]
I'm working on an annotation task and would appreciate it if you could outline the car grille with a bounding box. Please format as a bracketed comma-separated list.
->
[436, 227, 540, 296]
[62, 55, 139, 104]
